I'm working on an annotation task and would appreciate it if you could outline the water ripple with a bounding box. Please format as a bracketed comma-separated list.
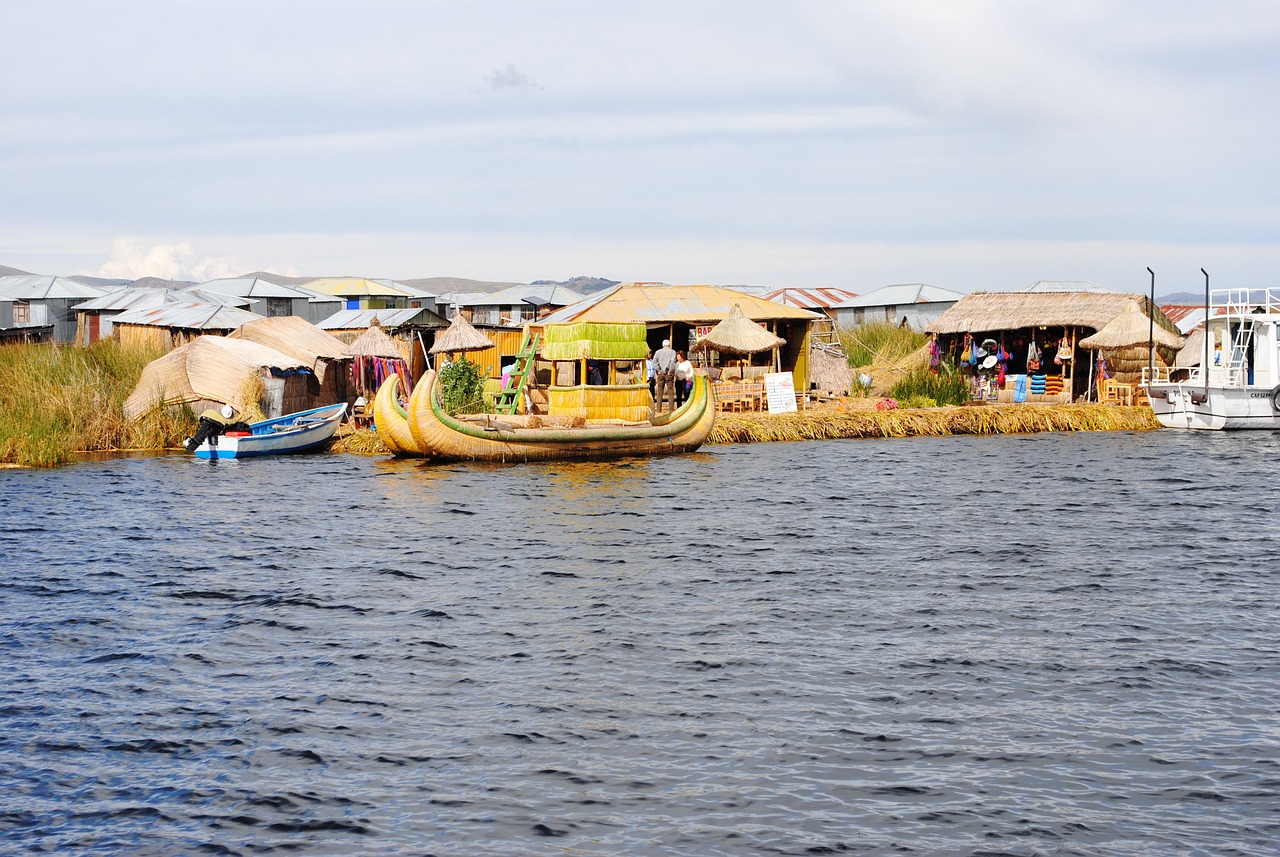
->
[1, 432, 1278, 855]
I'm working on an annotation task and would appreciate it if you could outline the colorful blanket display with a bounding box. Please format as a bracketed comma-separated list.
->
[353, 355, 411, 397]
[1029, 373, 1047, 395]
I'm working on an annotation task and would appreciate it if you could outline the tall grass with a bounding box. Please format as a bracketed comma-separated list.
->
[0, 340, 193, 467]
[839, 322, 928, 368]
[888, 363, 970, 407]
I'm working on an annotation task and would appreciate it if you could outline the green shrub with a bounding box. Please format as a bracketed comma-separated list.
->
[438, 358, 488, 415]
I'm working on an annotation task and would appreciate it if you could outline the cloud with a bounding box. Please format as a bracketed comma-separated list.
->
[483, 63, 541, 92]
[95, 237, 241, 281]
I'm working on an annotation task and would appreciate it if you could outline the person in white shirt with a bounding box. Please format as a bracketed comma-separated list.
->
[674, 351, 694, 408]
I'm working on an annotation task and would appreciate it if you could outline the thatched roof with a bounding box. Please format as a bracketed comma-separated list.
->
[928, 291, 1179, 337]
[227, 315, 350, 383]
[695, 304, 786, 354]
[429, 312, 495, 354]
[1175, 327, 1207, 367]
[124, 335, 310, 419]
[1079, 300, 1186, 350]
[344, 317, 404, 359]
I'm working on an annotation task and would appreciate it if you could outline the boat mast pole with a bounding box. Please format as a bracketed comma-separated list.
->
[1147, 267, 1155, 389]
[1202, 268, 1209, 394]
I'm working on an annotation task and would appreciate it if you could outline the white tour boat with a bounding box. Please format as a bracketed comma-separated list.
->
[1144, 287, 1280, 430]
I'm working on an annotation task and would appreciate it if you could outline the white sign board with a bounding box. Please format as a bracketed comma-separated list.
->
[764, 372, 797, 414]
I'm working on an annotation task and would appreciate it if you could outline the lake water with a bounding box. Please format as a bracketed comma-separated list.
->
[2, 430, 1278, 856]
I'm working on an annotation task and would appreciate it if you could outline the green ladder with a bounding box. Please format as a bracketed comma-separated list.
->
[494, 330, 541, 415]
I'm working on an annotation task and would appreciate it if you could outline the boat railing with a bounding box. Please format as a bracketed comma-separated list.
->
[1210, 287, 1280, 319]
[1143, 365, 1203, 386]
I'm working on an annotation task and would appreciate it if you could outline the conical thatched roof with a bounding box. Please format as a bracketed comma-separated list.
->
[694, 304, 786, 354]
[344, 317, 404, 358]
[1079, 300, 1185, 350]
[429, 312, 495, 354]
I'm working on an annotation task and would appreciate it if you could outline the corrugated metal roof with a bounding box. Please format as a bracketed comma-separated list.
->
[303, 277, 415, 298]
[1161, 305, 1208, 333]
[192, 277, 315, 300]
[456, 283, 590, 307]
[317, 307, 447, 330]
[76, 286, 251, 312]
[536, 283, 821, 325]
[834, 283, 965, 309]
[0, 275, 107, 300]
[764, 287, 860, 309]
[111, 303, 265, 330]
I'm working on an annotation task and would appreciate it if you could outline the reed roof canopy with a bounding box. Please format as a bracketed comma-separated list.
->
[928, 291, 1181, 338]
[539, 322, 650, 361]
[1079, 300, 1187, 350]
[429, 312, 495, 354]
[693, 304, 786, 354]
[226, 315, 350, 383]
[344, 317, 404, 358]
[124, 335, 310, 419]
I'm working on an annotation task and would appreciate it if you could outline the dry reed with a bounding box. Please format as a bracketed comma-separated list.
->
[331, 425, 392, 456]
[708, 403, 1160, 444]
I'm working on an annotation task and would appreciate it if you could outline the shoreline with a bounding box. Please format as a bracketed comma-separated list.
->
[327, 402, 1160, 456]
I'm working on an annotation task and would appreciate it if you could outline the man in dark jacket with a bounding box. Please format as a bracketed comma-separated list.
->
[653, 339, 678, 412]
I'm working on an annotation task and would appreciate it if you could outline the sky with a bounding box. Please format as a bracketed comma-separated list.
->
[3, 1, 1278, 294]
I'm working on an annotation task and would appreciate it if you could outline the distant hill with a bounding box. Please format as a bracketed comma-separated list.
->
[398, 276, 527, 294]
[239, 271, 323, 287]
[531, 276, 619, 295]
[1, 264, 34, 276]
[70, 275, 133, 288]
[132, 276, 197, 289]
[1157, 292, 1205, 305]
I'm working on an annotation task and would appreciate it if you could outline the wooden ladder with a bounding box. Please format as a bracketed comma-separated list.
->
[493, 330, 541, 415]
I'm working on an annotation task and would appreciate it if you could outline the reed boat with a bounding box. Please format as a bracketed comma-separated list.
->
[1144, 287, 1280, 430]
[372, 373, 423, 456]
[191, 402, 347, 460]
[371, 369, 714, 462]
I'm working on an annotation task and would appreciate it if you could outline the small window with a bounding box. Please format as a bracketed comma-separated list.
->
[13, 302, 29, 324]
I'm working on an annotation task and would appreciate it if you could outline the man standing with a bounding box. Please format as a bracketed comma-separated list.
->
[653, 339, 678, 412]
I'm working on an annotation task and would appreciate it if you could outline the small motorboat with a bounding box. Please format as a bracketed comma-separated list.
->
[191, 403, 348, 460]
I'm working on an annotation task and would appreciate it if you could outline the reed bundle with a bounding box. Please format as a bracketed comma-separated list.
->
[332, 425, 392, 456]
[547, 385, 651, 422]
[540, 322, 649, 361]
[708, 404, 1160, 445]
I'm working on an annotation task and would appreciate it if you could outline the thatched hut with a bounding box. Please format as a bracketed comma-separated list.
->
[532, 283, 820, 392]
[345, 317, 413, 396]
[693, 303, 786, 379]
[1079, 299, 1186, 384]
[929, 291, 1183, 399]
[429, 312, 496, 367]
[124, 335, 316, 420]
